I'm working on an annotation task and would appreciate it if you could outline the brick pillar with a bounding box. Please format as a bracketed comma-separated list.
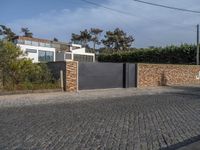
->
[65, 61, 78, 92]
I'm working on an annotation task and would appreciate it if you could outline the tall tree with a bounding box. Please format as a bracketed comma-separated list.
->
[71, 29, 91, 47]
[71, 33, 82, 45]
[0, 25, 16, 41]
[102, 28, 134, 51]
[53, 37, 58, 42]
[90, 28, 103, 51]
[80, 29, 91, 47]
[21, 27, 33, 37]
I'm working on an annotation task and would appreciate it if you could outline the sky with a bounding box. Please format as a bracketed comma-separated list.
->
[1, 0, 200, 48]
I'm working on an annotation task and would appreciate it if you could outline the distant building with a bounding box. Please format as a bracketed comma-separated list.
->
[14, 36, 95, 63]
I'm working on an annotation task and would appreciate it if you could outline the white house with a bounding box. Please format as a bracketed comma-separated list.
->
[56, 43, 95, 62]
[14, 36, 95, 63]
[14, 36, 56, 63]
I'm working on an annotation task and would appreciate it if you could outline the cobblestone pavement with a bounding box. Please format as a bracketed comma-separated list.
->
[0, 88, 200, 149]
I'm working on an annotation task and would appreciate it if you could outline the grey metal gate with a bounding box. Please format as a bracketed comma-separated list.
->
[78, 62, 136, 90]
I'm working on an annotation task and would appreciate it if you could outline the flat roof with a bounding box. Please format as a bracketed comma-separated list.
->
[14, 36, 51, 43]
[14, 36, 82, 47]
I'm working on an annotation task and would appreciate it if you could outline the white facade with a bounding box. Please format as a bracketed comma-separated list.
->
[15, 37, 94, 63]
[17, 44, 56, 63]
[70, 43, 82, 50]
[56, 46, 95, 62]
[72, 48, 86, 54]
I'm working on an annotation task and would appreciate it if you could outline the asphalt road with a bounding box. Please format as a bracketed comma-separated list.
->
[0, 87, 200, 150]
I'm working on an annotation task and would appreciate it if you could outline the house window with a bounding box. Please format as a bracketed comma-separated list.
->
[45, 43, 51, 47]
[24, 40, 32, 45]
[39, 42, 45, 47]
[26, 49, 37, 53]
[38, 50, 54, 62]
[73, 54, 94, 62]
[31, 41, 39, 46]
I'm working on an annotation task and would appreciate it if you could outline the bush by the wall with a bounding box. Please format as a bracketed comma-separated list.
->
[98, 44, 196, 64]
[0, 41, 59, 91]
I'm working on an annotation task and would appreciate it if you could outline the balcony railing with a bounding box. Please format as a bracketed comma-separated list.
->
[16, 39, 52, 48]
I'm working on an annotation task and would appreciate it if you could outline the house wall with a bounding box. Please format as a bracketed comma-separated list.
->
[56, 52, 65, 61]
[17, 44, 56, 63]
[137, 63, 200, 87]
[70, 44, 82, 51]
[72, 48, 86, 54]
[56, 50, 95, 62]
[72, 48, 95, 61]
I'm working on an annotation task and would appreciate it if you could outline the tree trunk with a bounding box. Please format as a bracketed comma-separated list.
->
[93, 42, 96, 51]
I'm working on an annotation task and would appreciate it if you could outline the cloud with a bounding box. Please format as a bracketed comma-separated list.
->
[7, 0, 200, 47]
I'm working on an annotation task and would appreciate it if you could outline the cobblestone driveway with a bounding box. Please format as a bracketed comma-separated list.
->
[0, 88, 200, 150]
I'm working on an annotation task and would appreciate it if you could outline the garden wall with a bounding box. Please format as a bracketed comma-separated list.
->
[47, 62, 200, 92]
[137, 63, 200, 87]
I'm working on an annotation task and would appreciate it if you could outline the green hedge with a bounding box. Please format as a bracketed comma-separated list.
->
[98, 44, 197, 64]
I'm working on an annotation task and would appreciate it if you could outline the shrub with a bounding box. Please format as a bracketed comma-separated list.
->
[98, 44, 196, 64]
[0, 41, 59, 91]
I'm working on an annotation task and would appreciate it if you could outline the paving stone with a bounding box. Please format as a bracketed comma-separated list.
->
[0, 89, 200, 149]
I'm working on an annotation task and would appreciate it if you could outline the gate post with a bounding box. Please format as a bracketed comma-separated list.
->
[123, 63, 130, 88]
[65, 61, 78, 92]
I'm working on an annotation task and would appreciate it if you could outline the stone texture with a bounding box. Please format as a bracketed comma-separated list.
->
[1, 89, 200, 150]
[138, 63, 200, 87]
[66, 61, 78, 92]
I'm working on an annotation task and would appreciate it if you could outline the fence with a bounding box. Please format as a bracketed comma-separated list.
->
[78, 62, 136, 90]
[46, 61, 200, 92]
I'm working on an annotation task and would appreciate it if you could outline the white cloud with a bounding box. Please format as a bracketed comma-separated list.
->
[7, 0, 200, 47]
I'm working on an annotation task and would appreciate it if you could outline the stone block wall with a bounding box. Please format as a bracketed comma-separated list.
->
[137, 63, 200, 87]
[66, 61, 78, 92]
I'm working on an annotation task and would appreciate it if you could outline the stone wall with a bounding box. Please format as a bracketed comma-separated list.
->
[66, 61, 78, 92]
[137, 63, 200, 87]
